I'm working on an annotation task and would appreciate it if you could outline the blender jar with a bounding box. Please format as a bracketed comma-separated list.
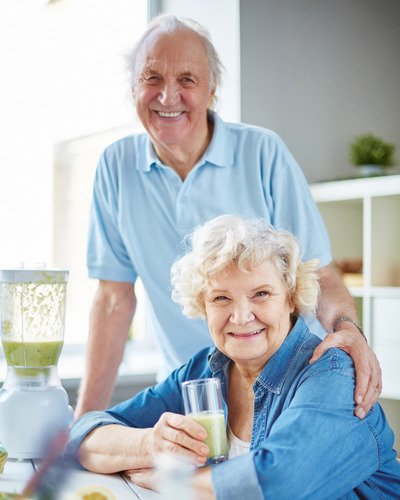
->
[0, 267, 68, 371]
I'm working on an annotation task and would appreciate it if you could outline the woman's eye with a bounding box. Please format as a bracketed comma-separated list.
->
[255, 291, 269, 298]
[214, 296, 229, 302]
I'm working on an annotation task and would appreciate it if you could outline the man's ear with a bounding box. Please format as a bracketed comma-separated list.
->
[208, 87, 216, 108]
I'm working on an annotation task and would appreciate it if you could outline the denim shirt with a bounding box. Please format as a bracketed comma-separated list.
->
[66, 317, 400, 499]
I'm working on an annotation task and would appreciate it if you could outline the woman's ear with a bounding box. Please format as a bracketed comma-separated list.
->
[288, 294, 296, 314]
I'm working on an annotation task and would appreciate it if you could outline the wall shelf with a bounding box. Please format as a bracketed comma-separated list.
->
[310, 175, 400, 400]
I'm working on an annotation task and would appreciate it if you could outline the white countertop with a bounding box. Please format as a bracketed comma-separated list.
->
[0, 457, 160, 499]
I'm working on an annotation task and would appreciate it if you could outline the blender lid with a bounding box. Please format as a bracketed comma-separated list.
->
[0, 268, 69, 284]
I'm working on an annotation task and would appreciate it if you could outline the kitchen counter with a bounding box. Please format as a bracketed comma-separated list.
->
[0, 457, 160, 499]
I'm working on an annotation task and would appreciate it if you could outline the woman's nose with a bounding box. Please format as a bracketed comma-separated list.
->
[158, 81, 180, 107]
[230, 304, 255, 325]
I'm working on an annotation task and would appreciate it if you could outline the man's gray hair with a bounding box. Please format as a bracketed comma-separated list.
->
[126, 13, 223, 93]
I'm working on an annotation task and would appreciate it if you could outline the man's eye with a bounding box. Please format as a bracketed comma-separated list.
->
[181, 77, 195, 85]
[146, 75, 161, 84]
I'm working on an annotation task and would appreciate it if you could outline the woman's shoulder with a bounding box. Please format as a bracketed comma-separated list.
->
[303, 345, 355, 380]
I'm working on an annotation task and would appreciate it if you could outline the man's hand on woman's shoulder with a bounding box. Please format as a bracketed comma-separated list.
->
[309, 324, 382, 419]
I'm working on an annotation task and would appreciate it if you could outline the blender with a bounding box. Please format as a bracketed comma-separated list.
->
[0, 266, 73, 459]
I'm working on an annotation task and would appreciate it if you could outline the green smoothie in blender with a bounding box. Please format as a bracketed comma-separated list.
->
[1, 340, 63, 367]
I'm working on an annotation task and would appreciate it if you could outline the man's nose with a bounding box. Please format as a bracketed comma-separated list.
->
[158, 80, 180, 107]
[230, 302, 255, 325]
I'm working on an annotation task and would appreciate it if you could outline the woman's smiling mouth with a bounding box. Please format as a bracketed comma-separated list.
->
[228, 328, 265, 339]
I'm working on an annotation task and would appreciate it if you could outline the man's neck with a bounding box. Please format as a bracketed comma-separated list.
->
[154, 120, 214, 180]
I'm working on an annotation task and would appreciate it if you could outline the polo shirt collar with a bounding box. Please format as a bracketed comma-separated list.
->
[138, 111, 234, 172]
[208, 316, 310, 394]
[202, 111, 234, 167]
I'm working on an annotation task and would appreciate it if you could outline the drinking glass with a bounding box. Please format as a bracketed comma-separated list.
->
[181, 378, 228, 464]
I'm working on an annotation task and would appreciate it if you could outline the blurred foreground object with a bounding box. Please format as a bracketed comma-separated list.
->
[67, 484, 116, 499]
[155, 453, 195, 500]
[20, 429, 69, 499]
[0, 441, 7, 474]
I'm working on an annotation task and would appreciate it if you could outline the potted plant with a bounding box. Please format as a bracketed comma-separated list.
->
[349, 133, 396, 177]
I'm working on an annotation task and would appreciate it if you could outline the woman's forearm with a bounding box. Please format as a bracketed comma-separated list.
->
[79, 424, 152, 473]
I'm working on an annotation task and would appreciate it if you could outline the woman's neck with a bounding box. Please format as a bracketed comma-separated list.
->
[229, 360, 262, 387]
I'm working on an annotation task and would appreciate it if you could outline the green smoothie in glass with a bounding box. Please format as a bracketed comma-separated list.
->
[190, 410, 228, 459]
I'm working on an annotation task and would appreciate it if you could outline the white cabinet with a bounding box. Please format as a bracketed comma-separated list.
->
[310, 175, 400, 400]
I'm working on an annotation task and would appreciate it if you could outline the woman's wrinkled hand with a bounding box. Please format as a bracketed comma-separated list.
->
[143, 412, 209, 466]
[125, 467, 159, 491]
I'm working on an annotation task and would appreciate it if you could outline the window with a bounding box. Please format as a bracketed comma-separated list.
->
[0, 0, 148, 345]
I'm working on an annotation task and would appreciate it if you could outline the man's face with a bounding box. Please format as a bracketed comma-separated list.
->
[133, 30, 214, 153]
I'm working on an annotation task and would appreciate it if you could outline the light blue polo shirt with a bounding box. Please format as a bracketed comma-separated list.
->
[87, 112, 332, 374]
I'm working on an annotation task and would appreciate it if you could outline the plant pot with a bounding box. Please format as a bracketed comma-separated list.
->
[357, 165, 387, 177]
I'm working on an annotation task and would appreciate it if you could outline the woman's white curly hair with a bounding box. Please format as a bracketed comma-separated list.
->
[171, 215, 320, 318]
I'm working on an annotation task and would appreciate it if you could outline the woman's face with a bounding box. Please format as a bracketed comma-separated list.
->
[204, 260, 295, 371]
[133, 30, 214, 154]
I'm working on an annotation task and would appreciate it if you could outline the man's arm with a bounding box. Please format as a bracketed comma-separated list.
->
[74, 280, 136, 418]
[309, 265, 382, 418]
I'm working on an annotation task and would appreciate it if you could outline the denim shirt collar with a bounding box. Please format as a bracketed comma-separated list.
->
[208, 316, 310, 394]
[142, 110, 234, 171]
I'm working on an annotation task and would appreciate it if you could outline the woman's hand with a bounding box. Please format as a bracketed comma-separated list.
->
[143, 412, 209, 466]
[125, 465, 216, 499]
[125, 468, 159, 491]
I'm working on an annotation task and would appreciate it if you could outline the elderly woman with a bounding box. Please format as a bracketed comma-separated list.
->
[67, 215, 400, 499]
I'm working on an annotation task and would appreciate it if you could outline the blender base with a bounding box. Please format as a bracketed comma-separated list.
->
[0, 386, 73, 459]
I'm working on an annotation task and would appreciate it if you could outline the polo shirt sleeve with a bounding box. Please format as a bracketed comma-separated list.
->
[263, 134, 332, 266]
[87, 148, 137, 283]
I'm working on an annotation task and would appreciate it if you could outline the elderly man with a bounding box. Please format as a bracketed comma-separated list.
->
[75, 14, 381, 418]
